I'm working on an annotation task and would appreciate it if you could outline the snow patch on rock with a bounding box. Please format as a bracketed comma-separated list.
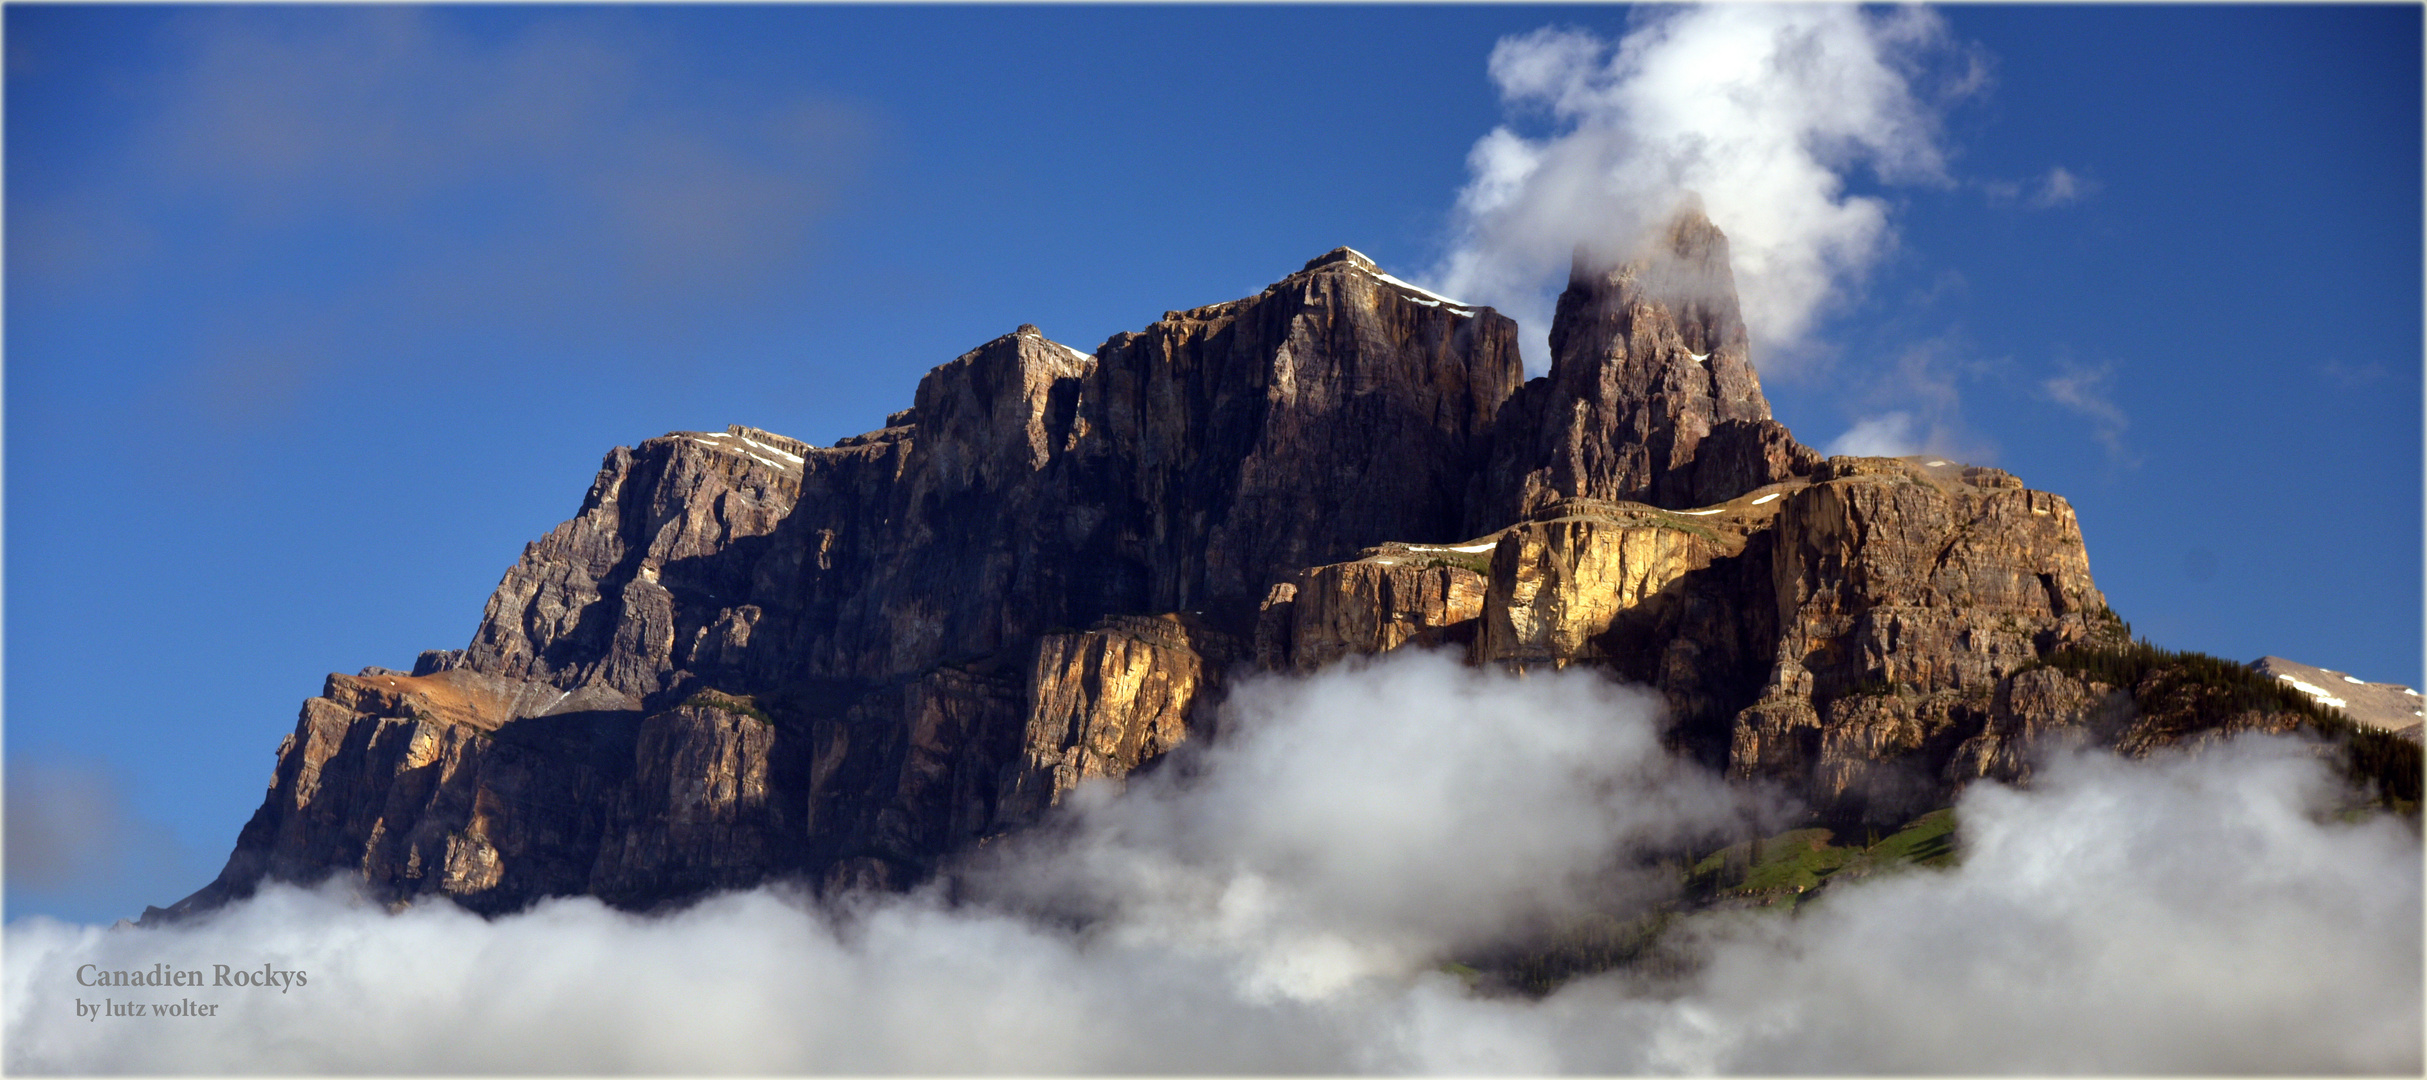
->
[2276, 674, 2349, 710]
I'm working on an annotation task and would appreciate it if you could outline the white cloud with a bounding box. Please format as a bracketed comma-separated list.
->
[7, 655, 2416, 1074]
[1430, 7, 1967, 371]
[1824, 411, 1921, 456]
[1545, 739, 2424, 1073]
[965, 652, 1780, 989]
[1816, 334, 2002, 463]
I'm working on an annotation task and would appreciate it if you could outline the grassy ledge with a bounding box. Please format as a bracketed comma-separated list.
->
[680, 689, 773, 724]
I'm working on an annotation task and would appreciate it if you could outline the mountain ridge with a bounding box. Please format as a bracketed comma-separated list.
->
[151, 212, 2415, 922]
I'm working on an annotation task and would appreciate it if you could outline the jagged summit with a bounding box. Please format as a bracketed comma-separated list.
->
[165, 238, 2383, 926]
[1285, 246, 1481, 311]
[675, 425, 813, 472]
[1566, 207, 1759, 397]
[1469, 209, 1816, 524]
[1301, 246, 1374, 272]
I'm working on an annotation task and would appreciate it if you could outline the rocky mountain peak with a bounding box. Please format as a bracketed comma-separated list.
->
[1470, 207, 1816, 524]
[166, 238, 2415, 929]
[910, 325, 1094, 487]
[2253, 656, 2424, 739]
[1300, 246, 1378, 273]
[1552, 205, 1767, 424]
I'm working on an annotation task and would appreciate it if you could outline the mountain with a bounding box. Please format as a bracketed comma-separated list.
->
[151, 212, 2418, 921]
[2253, 656, 2424, 739]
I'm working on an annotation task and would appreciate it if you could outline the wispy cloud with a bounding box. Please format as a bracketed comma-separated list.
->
[2042, 360, 2135, 463]
[1429, 7, 1974, 370]
[1821, 333, 2001, 462]
[1824, 411, 1922, 456]
[1985, 164, 2097, 209]
[2323, 358, 2390, 388]
[5, 757, 212, 923]
[7, 655, 2416, 1073]
[144, 11, 869, 301]
[20, 9, 877, 436]
[2028, 164, 2089, 207]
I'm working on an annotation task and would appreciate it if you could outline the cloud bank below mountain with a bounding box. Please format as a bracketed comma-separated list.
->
[7, 653, 2417, 1074]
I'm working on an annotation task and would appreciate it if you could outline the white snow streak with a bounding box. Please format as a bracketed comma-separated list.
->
[1751, 493, 1781, 506]
[2275, 674, 2349, 710]
[1338, 248, 1476, 309]
[689, 431, 801, 472]
[737, 437, 804, 464]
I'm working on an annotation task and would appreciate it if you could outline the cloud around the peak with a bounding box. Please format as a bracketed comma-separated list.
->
[1429, 7, 1972, 372]
[5, 652, 2418, 1075]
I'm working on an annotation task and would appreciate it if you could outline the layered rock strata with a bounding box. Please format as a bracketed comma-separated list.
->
[171, 211, 2329, 921]
[171, 247, 1524, 915]
[1729, 457, 2112, 822]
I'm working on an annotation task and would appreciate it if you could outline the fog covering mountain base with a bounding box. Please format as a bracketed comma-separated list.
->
[7, 653, 2418, 1074]
[57, 197, 2412, 1072]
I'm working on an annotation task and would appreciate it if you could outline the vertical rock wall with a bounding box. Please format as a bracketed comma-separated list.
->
[171, 217, 2175, 920]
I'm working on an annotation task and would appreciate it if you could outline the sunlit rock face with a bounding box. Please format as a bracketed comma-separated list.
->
[1733, 456, 2114, 823]
[172, 216, 2314, 920]
[169, 248, 1524, 915]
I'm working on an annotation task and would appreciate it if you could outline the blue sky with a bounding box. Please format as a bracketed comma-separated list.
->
[6, 5, 2419, 925]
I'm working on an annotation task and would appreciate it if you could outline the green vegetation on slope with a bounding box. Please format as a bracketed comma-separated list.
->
[1405, 548, 1494, 576]
[1476, 808, 1962, 995]
[680, 688, 773, 724]
[1686, 809, 1959, 908]
[2024, 639, 2421, 813]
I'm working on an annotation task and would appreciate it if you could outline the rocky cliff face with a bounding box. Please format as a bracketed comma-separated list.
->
[1729, 456, 2114, 822]
[164, 211, 2381, 922]
[1473, 210, 1818, 528]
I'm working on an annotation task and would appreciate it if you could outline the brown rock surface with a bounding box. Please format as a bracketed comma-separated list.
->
[1943, 667, 2134, 787]
[174, 233, 2354, 922]
[1082, 248, 1523, 616]
[1473, 209, 1819, 527]
[2253, 655, 2425, 738]
[800, 667, 1025, 887]
[999, 615, 1234, 825]
[1731, 456, 2113, 821]
[591, 700, 785, 905]
[159, 668, 645, 917]
[462, 425, 809, 700]
[170, 248, 1528, 917]
[1476, 511, 1728, 669]
[1266, 549, 1490, 673]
